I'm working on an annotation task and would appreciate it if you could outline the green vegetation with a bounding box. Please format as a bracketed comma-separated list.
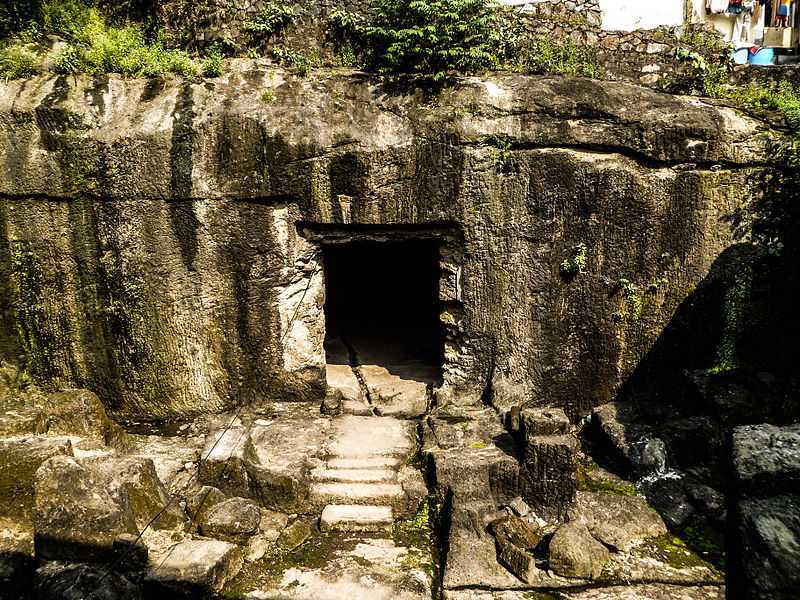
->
[244, 1, 301, 39]
[0, 0, 221, 80]
[393, 495, 441, 592]
[365, 0, 505, 81]
[269, 47, 320, 76]
[643, 532, 724, 573]
[201, 44, 224, 78]
[519, 37, 603, 79]
[560, 243, 588, 278]
[619, 278, 643, 320]
[0, 42, 38, 79]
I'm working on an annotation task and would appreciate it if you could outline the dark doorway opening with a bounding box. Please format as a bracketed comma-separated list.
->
[322, 240, 443, 378]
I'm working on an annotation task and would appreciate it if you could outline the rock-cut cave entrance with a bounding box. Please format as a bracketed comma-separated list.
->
[322, 239, 444, 381]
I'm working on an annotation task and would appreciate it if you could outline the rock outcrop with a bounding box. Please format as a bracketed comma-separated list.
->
[0, 67, 772, 419]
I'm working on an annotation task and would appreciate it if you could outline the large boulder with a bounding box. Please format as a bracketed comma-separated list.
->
[144, 539, 242, 595]
[40, 389, 119, 442]
[198, 405, 329, 512]
[0, 436, 73, 521]
[591, 402, 667, 477]
[568, 491, 667, 552]
[199, 497, 261, 543]
[198, 425, 256, 500]
[735, 494, 800, 600]
[34, 455, 182, 562]
[731, 424, 800, 600]
[34, 561, 142, 600]
[548, 520, 610, 580]
[732, 424, 800, 498]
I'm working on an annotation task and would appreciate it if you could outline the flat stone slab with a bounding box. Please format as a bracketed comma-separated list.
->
[358, 365, 429, 418]
[311, 468, 395, 483]
[325, 416, 415, 459]
[341, 400, 374, 416]
[443, 585, 725, 599]
[309, 482, 405, 511]
[326, 364, 364, 404]
[145, 539, 242, 593]
[327, 457, 402, 470]
[320, 504, 393, 533]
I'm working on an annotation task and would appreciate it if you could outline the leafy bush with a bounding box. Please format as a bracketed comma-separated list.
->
[244, 2, 300, 38]
[365, 0, 504, 80]
[0, 42, 39, 79]
[41, 0, 94, 41]
[201, 44, 224, 77]
[73, 19, 198, 77]
[52, 44, 82, 74]
[327, 8, 368, 68]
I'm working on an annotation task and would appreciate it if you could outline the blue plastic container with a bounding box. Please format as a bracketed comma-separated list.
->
[749, 48, 775, 65]
[732, 47, 750, 65]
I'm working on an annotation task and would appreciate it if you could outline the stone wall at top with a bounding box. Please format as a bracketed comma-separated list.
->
[155, 0, 725, 90]
[0, 64, 775, 420]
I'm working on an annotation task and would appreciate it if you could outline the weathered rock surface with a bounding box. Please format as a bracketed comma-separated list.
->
[35, 561, 142, 600]
[245, 406, 330, 512]
[592, 402, 667, 477]
[258, 509, 289, 542]
[358, 365, 430, 418]
[320, 504, 393, 533]
[145, 538, 242, 594]
[569, 491, 667, 551]
[0, 436, 73, 520]
[0, 70, 772, 419]
[277, 520, 312, 551]
[548, 520, 610, 579]
[732, 423, 800, 497]
[34, 456, 137, 561]
[199, 497, 261, 543]
[522, 433, 578, 518]
[731, 423, 800, 600]
[34, 455, 182, 561]
[186, 485, 226, 523]
[198, 405, 330, 511]
[735, 494, 800, 600]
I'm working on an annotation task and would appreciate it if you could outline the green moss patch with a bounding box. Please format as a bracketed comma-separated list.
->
[637, 533, 723, 575]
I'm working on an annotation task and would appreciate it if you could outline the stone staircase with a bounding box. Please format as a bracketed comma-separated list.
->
[310, 415, 419, 532]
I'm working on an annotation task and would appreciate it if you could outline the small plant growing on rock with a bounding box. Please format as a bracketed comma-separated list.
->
[270, 47, 320, 76]
[560, 243, 588, 278]
[619, 278, 643, 320]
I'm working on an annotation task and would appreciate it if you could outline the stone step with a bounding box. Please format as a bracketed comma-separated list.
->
[319, 504, 394, 533]
[341, 400, 373, 416]
[311, 468, 396, 483]
[327, 456, 402, 470]
[325, 416, 415, 459]
[308, 482, 407, 513]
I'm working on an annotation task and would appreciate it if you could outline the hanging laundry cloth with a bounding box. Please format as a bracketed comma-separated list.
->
[711, 0, 730, 13]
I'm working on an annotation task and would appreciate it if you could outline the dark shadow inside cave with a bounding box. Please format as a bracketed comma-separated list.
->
[322, 239, 443, 377]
